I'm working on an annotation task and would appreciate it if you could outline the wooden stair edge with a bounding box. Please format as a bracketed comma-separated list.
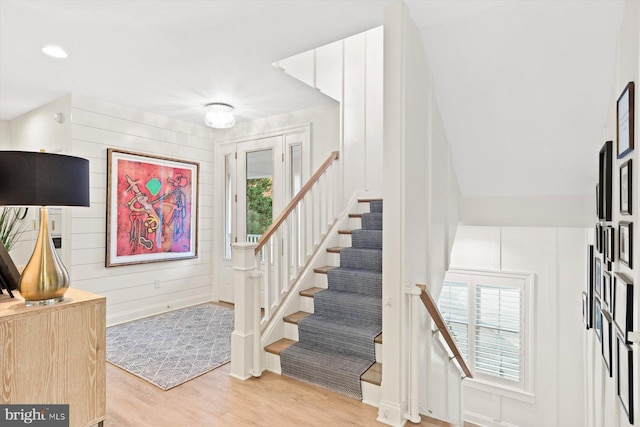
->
[264, 338, 296, 356]
[326, 246, 344, 253]
[374, 333, 382, 344]
[361, 362, 382, 386]
[313, 265, 336, 274]
[299, 287, 325, 297]
[358, 198, 382, 203]
[348, 213, 362, 218]
[283, 311, 311, 325]
[338, 229, 352, 234]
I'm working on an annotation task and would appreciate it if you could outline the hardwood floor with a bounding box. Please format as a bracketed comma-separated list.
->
[106, 362, 459, 426]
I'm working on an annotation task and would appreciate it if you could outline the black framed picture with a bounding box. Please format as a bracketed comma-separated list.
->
[603, 271, 612, 311]
[604, 226, 615, 268]
[602, 310, 613, 377]
[613, 272, 634, 344]
[585, 245, 595, 329]
[596, 223, 603, 254]
[594, 297, 603, 342]
[598, 141, 613, 221]
[595, 257, 602, 297]
[619, 222, 633, 268]
[620, 159, 632, 215]
[617, 81, 635, 159]
[616, 334, 634, 424]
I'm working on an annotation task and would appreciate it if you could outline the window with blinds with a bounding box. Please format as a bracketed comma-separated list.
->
[439, 270, 529, 391]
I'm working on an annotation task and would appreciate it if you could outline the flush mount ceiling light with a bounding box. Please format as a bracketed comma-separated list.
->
[42, 45, 68, 59]
[203, 103, 236, 129]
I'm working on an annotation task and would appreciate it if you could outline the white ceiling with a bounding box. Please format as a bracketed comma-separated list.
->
[0, 0, 626, 198]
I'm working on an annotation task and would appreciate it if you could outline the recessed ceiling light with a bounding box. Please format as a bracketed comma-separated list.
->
[42, 45, 68, 59]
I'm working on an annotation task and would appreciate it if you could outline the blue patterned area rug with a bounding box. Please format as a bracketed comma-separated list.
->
[106, 304, 234, 390]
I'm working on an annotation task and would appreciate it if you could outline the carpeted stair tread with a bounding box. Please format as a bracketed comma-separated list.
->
[281, 199, 383, 401]
[361, 362, 382, 385]
[340, 247, 382, 271]
[297, 314, 381, 360]
[283, 311, 311, 325]
[368, 200, 383, 213]
[350, 229, 382, 249]
[361, 212, 382, 230]
[265, 338, 296, 355]
[300, 287, 325, 298]
[327, 267, 382, 296]
[313, 290, 381, 324]
[314, 265, 336, 274]
[280, 342, 375, 400]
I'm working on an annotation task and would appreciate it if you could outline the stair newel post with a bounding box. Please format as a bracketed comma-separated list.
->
[405, 286, 423, 424]
[230, 242, 262, 380]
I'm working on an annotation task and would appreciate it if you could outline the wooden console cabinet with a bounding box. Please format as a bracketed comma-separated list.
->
[0, 288, 106, 427]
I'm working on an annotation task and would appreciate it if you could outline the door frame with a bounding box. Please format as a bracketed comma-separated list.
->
[214, 124, 311, 303]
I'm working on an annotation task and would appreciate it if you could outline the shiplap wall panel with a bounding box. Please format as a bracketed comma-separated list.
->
[68, 97, 215, 326]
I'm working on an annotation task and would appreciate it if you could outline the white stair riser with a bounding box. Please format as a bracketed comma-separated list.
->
[266, 353, 282, 375]
[284, 322, 299, 341]
[314, 273, 328, 288]
[300, 295, 315, 313]
[339, 234, 352, 247]
[348, 217, 362, 230]
[361, 381, 381, 407]
[327, 252, 340, 266]
[376, 342, 382, 363]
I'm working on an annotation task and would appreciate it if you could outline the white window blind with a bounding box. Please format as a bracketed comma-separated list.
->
[439, 271, 529, 392]
[475, 284, 521, 381]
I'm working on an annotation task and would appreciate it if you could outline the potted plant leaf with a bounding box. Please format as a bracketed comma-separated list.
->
[0, 207, 28, 251]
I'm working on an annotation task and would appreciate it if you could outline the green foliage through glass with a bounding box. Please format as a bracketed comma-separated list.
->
[246, 178, 272, 236]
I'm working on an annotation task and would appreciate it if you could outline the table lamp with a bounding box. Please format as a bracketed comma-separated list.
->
[0, 151, 90, 306]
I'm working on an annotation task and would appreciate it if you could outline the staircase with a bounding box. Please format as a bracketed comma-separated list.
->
[265, 199, 383, 403]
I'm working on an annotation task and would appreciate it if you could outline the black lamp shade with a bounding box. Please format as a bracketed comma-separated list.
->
[0, 151, 90, 206]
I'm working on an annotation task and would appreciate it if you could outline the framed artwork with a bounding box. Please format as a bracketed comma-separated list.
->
[585, 245, 594, 329]
[106, 149, 200, 267]
[596, 184, 601, 220]
[594, 297, 603, 342]
[596, 223, 603, 254]
[617, 81, 635, 159]
[613, 272, 634, 344]
[602, 271, 612, 311]
[582, 292, 591, 329]
[620, 159, 632, 215]
[598, 141, 613, 221]
[616, 334, 634, 424]
[619, 222, 633, 269]
[604, 226, 615, 268]
[602, 310, 613, 377]
[595, 257, 602, 297]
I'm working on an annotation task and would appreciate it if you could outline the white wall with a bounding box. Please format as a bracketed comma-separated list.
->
[380, 3, 461, 425]
[584, 2, 640, 427]
[450, 225, 587, 427]
[6, 95, 74, 268]
[66, 94, 215, 325]
[0, 120, 10, 148]
[275, 26, 384, 207]
[462, 194, 594, 228]
[215, 103, 340, 172]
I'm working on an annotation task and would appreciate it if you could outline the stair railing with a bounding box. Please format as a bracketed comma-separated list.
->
[230, 151, 340, 381]
[406, 284, 472, 424]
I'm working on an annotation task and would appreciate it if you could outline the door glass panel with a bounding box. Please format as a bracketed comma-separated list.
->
[224, 154, 233, 259]
[290, 144, 302, 197]
[246, 149, 273, 242]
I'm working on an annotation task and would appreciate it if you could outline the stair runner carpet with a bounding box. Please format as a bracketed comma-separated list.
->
[280, 200, 383, 400]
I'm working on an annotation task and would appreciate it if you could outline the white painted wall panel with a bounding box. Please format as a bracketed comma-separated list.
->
[0, 120, 10, 148]
[68, 97, 215, 325]
[315, 40, 343, 102]
[343, 32, 367, 206]
[451, 225, 587, 427]
[365, 26, 384, 193]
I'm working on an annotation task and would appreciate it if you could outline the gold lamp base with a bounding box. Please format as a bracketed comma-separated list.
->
[19, 207, 69, 306]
